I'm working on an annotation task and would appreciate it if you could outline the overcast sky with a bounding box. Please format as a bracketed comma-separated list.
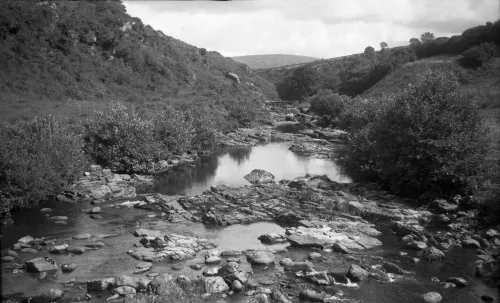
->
[123, 0, 498, 59]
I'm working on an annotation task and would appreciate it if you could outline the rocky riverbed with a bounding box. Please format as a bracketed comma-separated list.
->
[1, 103, 500, 303]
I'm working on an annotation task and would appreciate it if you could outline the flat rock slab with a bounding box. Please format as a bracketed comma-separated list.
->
[26, 257, 58, 273]
[286, 219, 382, 251]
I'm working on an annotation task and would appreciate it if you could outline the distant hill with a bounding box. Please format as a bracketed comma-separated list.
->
[0, 0, 277, 123]
[231, 54, 319, 69]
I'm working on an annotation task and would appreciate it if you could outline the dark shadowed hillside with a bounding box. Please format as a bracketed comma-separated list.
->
[0, 0, 277, 123]
[231, 54, 319, 69]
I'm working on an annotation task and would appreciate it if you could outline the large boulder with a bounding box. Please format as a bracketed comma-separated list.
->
[204, 276, 230, 293]
[246, 251, 275, 265]
[244, 169, 275, 184]
[25, 257, 58, 273]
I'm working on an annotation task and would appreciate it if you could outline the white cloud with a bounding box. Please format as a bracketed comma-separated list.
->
[123, 0, 497, 58]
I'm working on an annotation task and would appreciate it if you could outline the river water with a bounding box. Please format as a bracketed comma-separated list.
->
[1, 142, 497, 302]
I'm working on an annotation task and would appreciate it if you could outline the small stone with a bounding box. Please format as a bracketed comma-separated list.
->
[420, 292, 442, 303]
[203, 267, 220, 276]
[106, 294, 120, 302]
[423, 246, 445, 261]
[171, 265, 183, 271]
[190, 264, 203, 270]
[84, 242, 105, 248]
[408, 241, 427, 251]
[86, 207, 102, 214]
[440, 282, 456, 288]
[62, 263, 78, 272]
[2, 256, 15, 262]
[40, 208, 52, 213]
[68, 247, 86, 254]
[206, 256, 222, 264]
[246, 251, 275, 265]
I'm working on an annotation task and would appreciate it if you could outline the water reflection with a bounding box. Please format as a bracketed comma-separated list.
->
[155, 143, 351, 196]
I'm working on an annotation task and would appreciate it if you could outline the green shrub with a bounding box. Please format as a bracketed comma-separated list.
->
[339, 94, 396, 132]
[347, 71, 489, 197]
[308, 90, 351, 119]
[86, 102, 166, 173]
[153, 106, 195, 155]
[0, 115, 87, 214]
[187, 106, 219, 151]
[460, 43, 498, 68]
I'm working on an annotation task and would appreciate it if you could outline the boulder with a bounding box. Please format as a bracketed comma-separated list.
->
[220, 250, 242, 257]
[462, 239, 481, 249]
[423, 246, 445, 261]
[205, 256, 222, 264]
[26, 257, 58, 272]
[18, 235, 35, 244]
[204, 276, 230, 293]
[244, 169, 275, 184]
[150, 274, 177, 295]
[420, 292, 442, 303]
[347, 264, 369, 282]
[432, 199, 458, 213]
[68, 247, 86, 254]
[114, 275, 150, 290]
[305, 270, 332, 285]
[87, 278, 116, 291]
[232, 280, 243, 292]
[246, 251, 275, 265]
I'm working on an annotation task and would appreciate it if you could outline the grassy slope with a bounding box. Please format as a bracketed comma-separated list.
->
[231, 54, 319, 69]
[0, 1, 276, 124]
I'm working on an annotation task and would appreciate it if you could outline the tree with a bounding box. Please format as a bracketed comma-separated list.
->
[409, 38, 421, 46]
[380, 42, 388, 50]
[420, 32, 435, 43]
[364, 46, 375, 58]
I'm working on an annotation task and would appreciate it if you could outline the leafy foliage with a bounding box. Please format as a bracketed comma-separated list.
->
[420, 32, 435, 43]
[308, 90, 350, 118]
[85, 102, 217, 173]
[0, 115, 87, 214]
[276, 65, 319, 101]
[346, 71, 489, 197]
[460, 43, 498, 68]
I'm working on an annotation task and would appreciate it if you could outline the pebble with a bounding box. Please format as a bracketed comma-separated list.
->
[420, 292, 442, 303]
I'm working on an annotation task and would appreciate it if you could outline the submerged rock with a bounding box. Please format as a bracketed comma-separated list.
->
[258, 233, 287, 244]
[299, 289, 324, 302]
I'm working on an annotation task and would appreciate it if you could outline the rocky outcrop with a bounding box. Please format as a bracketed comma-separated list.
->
[128, 232, 217, 262]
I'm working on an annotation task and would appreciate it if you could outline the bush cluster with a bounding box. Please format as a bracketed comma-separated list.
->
[345, 71, 489, 197]
[86, 102, 218, 173]
[0, 115, 87, 214]
[460, 43, 498, 68]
